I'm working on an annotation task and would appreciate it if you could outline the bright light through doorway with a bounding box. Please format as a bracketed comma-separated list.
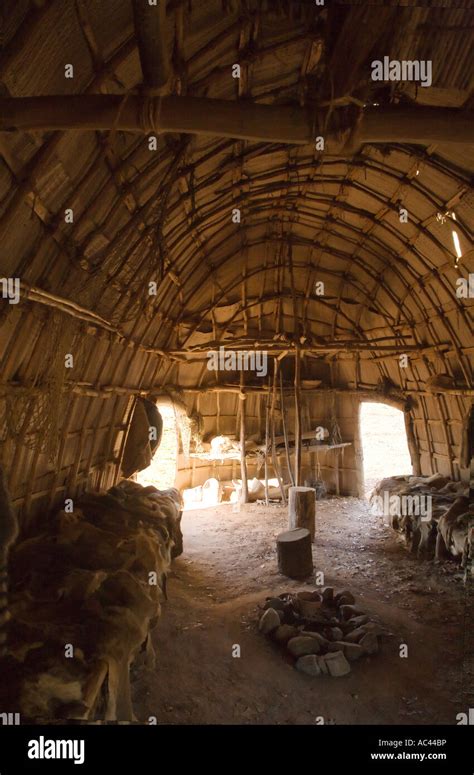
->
[136, 403, 178, 489]
[360, 402, 412, 498]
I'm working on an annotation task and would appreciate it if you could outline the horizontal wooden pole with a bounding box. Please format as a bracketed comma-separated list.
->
[0, 96, 471, 148]
[166, 341, 442, 355]
[156, 382, 473, 399]
[427, 388, 474, 396]
[155, 384, 410, 406]
[0, 95, 311, 143]
[361, 105, 473, 146]
[2, 379, 470, 403]
[0, 381, 149, 399]
[10, 282, 180, 360]
[22, 282, 119, 332]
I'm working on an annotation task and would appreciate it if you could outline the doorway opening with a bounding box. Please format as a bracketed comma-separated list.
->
[136, 401, 178, 489]
[359, 402, 412, 497]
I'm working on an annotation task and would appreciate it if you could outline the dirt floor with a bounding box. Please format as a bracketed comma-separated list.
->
[132, 497, 473, 725]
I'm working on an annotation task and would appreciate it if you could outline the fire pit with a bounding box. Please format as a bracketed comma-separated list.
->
[258, 587, 384, 677]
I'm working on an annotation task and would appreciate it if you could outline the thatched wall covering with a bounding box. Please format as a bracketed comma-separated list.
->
[0, 0, 472, 532]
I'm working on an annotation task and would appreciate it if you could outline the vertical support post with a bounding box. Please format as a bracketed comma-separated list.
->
[294, 346, 302, 486]
[334, 449, 340, 496]
[271, 358, 287, 504]
[239, 370, 249, 504]
[280, 367, 295, 487]
[264, 378, 270, 505]
[404, 409, 421, 476]
[354, 397, 365, 498]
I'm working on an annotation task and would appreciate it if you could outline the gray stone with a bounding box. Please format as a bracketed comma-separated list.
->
[329, 627, 343, 641]
[344, 626, 367, 643]
[327, 640, 347, 652]
[259, 608, 280, 634]
[348, 614, 370, 627]
[328, 640, 364, 661]
[340, 604, 365, 621]
[264, 597, 285, 612]
[303, 613, 331, 626]
[339, 620, 356, 634]
[360, 632, 379, 655]
[323, 650, 351, 677]
[273, 624, 299, 645]
[334, 589, 355, 606]
[317, 655, 329, 674]
[287, 636, 321, 657]
[296, 655, 321, 676]
[361, 622, 384, 636]
[304, 631, 329, 647]
[341, 642, 364, 661]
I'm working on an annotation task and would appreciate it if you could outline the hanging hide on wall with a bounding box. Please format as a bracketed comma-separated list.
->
[121, 398, 163, 478]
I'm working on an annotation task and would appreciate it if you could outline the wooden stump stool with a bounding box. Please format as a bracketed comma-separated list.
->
[276, 527, 313, 579]
[288, 486, 316, 541]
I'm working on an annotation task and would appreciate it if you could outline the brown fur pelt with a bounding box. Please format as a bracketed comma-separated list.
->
[436, 497, 472, 562]
[106, 480, 183, 558]
[370, 474, 470, 562]
[6, 480, 183, 722]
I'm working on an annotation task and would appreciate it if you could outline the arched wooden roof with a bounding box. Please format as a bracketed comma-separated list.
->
[0, 0, 472, 519]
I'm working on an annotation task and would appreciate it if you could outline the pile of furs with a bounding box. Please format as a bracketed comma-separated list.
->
[2, 480, 183, 722]
[370, 473, 471, 568]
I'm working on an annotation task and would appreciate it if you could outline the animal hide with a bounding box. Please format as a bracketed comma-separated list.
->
[370, 475, 470, 563]
[5, 480, 183, 722]
[0, 466, 18, 657]
[121, 399, 163, 478]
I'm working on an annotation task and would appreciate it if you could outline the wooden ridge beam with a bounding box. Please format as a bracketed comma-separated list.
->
[0, 97, 472, 148]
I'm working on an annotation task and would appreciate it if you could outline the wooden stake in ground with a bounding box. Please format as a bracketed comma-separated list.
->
[288, 486, 315, 541]
[276, 527, 313, 579]
[239, 370, 249, 504]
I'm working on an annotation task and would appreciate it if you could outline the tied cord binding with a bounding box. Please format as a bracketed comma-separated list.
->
[139, 95, 163, 134]
[110, 91, 163, 147]
[308, 92, 365, 153]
